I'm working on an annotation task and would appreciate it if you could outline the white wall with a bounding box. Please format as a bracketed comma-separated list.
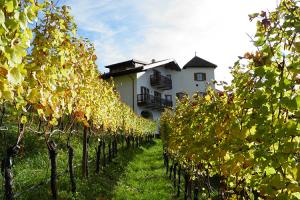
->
[112, 75, 137, 112]
[171, 67, 215, 106]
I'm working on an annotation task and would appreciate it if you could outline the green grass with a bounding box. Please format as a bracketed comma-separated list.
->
[112, 139, 179, 200]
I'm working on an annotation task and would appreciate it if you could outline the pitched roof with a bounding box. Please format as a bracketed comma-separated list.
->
[183, 56, 217, 69]
[105, 59, 148, 69]
[102, 58, 181, 79]
[143, 59, 181, 71]
[102, 66, 143, 79]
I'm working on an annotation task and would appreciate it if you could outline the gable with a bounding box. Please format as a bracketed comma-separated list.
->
[183, 56, 217, 69]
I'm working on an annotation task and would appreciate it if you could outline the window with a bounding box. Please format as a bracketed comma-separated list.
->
[140, 87, 150, 102]
[194, 73, 206, 81]
[165, 95, 172, 101]
[153, 69, 161, 76]
[176, 92, 187, 100]
[141, 86, 149, 95]
[154, 91, 161, 104]
[165, 95, 173, 107]
[154, 91, 161, 98]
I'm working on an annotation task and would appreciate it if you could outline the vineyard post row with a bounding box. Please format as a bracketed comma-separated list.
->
[4, 125, 155, 199]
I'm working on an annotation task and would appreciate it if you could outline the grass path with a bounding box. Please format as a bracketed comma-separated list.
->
[111, 139, 178, 200]
[0, 135, 176, 199]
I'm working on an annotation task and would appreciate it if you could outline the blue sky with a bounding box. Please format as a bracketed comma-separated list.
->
[63, 0, 278, 83]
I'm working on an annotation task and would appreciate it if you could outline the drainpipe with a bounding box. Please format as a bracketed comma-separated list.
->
[128, 75, 135, 112]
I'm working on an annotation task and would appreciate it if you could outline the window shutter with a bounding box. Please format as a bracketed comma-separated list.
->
[203, 73, 206, 81]
[194, 73, 197, 80]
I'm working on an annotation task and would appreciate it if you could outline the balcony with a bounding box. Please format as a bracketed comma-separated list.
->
[150, 74, 172, 90]
[137, 94, 173, 110]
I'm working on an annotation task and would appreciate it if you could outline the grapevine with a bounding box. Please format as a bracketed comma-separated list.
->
[160, 0, 300, 199]
[0, 1, 156, 199]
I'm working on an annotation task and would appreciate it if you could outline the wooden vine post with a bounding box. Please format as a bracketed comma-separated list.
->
[4, 119, 26, 200]
[68, 145, 76, 194]
[82, 126, 89, 177]
[47, 141, 58, 200]
[4, 145, 20, 200]
[177, 165, 181, 197]
[173, 163, 177, 187]
[108, 139, 112, 162]
[102, 141, 106, 167]
[95, 140, 102, 174]
[194, 179, 199, 200]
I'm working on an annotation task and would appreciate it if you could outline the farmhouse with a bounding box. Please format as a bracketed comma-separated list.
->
[103, 55, 217, 120]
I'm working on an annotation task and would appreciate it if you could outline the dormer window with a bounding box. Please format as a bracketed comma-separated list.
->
[194, 73, 206, 81]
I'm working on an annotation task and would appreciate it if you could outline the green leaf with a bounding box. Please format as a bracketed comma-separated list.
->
[295, 22, 300, 33]
[60, 55, 65, 65]
[295, 42, 300, 53]
[8, 45, 25, 65]
[27, 88, 41, 103]
[288, 62, 300, 73]
[19, 12, 27, 29]
[26, 6, 37, 21]
[266, 166, 276, 176]
[50, 118, 58, 126]
[37, 109, 44, 117]
[6, 0, 14, 13]
[7, 66, 22, 84]
[0, 9, 8, 32]
[1, 90, 13, 101]
[295, 95, 300, 109]
[254, 36, 265, 46]
[21, 115, 27, 124]
[0, 10, 4, 24]
[292, 192, 300, 199]
[281, 96, 297, 110]
[254, 66, 265, 77]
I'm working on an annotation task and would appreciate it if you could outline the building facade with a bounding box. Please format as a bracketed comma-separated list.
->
[103, 56, 217, 121]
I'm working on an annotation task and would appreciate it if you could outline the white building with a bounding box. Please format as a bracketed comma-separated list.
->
[103, 56, 217, 120]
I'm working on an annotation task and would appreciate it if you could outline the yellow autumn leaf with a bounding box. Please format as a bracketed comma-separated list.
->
[21, 115, 27, 124]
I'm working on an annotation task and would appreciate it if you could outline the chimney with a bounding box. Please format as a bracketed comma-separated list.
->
[151, 59, 156, 63]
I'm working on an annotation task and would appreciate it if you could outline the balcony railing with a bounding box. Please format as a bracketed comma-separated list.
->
[137, 94, 173, 110]
[150, 74, 172, 90]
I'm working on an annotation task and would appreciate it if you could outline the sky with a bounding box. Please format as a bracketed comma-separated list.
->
[63, 0, 278, 83]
